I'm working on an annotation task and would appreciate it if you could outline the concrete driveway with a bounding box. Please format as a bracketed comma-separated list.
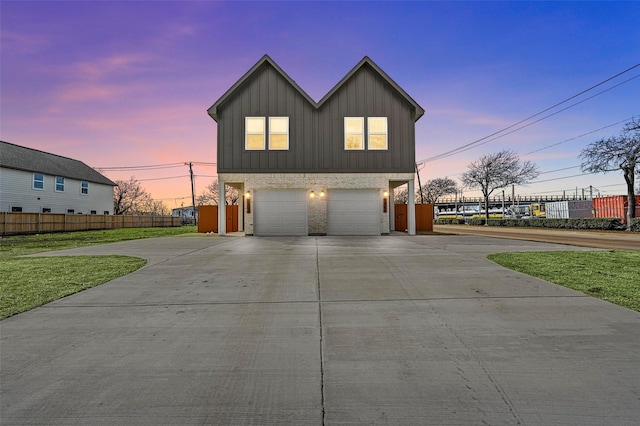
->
[2, 235, 639, 425]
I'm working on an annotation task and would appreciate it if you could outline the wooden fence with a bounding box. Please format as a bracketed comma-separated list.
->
[1, 212, 181, 236]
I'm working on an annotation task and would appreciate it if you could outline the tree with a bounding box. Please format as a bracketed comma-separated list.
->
[113, 176, 168, 215]
[419, 177, 459, 204]
[113, 176, 150, 215]
[461, 150, 539, 222]
[580, 118, 640, 229]
[394, 187, 409, 204]
[196, 180, 239, 206]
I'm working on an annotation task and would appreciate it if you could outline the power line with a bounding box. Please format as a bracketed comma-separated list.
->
[539, 165, 582, 175]
[95, 161, 216, 171]
[529, 172, 597, 184]
[422, 74, 640, 163]
[138, 175, 189, 182]
[522, 116, 637, 156]
[418, 64, 640, 163]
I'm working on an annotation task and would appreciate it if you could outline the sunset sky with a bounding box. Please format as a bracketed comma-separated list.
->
[2, 1, 639, 209]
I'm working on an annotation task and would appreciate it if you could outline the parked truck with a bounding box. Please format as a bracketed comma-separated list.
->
[529, 203, 546, 218]
[545, 200, 593, 219]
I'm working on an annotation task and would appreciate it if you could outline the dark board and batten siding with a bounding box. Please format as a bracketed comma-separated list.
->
[218, 64, 317, 173]
[316, 64, 415, 173]
[215, 60, 418, 174]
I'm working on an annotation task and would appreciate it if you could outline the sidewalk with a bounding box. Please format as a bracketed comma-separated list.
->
[434, 224, 640, 250]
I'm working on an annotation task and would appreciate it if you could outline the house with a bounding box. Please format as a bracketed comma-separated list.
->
[0, 141, 116, 214]
[171, 206, 197, 224]
[207, 55, 424, 236]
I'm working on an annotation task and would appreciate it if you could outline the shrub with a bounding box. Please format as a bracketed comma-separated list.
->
[479, 218, 624, 230]
[628, 218, 640, 232]
[434, 218, 465, 225]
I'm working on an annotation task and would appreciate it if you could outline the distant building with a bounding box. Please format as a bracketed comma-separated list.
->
[0, 141, 116, 214]
[171, 206, 197, 224]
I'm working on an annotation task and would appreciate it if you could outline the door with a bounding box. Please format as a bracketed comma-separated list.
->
[254, 190, 307, 236]
[327, 189, 380, 235]
[226, 205, 239, 232]
[395, 204, 407, 231]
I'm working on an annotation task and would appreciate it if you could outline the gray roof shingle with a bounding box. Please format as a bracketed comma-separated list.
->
[0, 141, 116, 186]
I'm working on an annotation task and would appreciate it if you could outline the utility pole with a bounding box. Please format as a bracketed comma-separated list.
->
[415, 162, 424, 204]
[186, 162, 197, 225]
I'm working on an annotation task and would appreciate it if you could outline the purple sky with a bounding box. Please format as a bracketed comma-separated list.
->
[2, 1, 639, 208]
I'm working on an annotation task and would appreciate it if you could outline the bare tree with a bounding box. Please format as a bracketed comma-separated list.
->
[196, 180, 239, 206]
[580, 118, 640, 229]
[113, 176, 168, 215]
[113, 176, 151, 215]
[393, 187, 409, 204]
[138, 198, 170, 216]
[461, 150, 539, 222]
[419, 177, 459, 204]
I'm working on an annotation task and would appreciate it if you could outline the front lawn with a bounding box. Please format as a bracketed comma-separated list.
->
[0, 226, 197, 319]
[488, 250, 640, 312]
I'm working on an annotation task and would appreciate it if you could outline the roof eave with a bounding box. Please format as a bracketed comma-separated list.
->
[317, 56, 425, 122]
[207, 54, 317, 121]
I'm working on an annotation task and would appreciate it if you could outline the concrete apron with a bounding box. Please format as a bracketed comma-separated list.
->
[2, 235, 639, 425]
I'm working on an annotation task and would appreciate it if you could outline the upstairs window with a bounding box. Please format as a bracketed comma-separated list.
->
[55, 177, 65, 192]
[269, 117, 289, 150]
[344, 117, 364, 150]
[81, 181, 89, 195]
[33, 173, 44, 190]
[245, 117, 266, 150]
[368, 117, 388, 150]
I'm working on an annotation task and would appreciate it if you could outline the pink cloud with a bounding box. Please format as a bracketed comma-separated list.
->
[70, 53, 155, 81]
[1, 30, 51, 54]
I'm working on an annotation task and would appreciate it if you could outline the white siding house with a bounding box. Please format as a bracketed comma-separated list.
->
[0, 141, 116, 214]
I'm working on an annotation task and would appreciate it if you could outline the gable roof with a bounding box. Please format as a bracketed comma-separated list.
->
[317, 56, 424, 121]
[207, 55, 317, 121]
[207, 55, 424, 122]
[0, 141, 116, 186]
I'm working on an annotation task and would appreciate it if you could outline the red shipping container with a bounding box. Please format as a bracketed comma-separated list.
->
[592, 195, 640, 224]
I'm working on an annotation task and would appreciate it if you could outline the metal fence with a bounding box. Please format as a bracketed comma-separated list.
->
[1, 212, 181, 236]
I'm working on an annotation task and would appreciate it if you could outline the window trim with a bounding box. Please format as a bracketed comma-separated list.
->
[33, 173, 44, 190]
[367, 117, 388, 150]
[268, 117, 289, 150]
[344, 117, 365, 150]
[245, 117, 266, 150]
[55, 176, 65, 192]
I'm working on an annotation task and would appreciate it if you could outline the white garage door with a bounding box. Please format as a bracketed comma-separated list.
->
[328, 189, 381, 236]
[254, 190, 307, 236]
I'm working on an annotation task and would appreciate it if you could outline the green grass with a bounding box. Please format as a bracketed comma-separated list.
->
[0, 226, 197, 319]
[488, 250, 640, 312]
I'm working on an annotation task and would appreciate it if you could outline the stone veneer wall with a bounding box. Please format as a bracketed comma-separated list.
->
[220, 173, 413, 235]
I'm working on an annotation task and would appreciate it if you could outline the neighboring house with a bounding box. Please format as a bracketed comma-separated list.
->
[208, 55, 424, 236]
[171, 206, 197, 224]
[0, 141, 116, 214]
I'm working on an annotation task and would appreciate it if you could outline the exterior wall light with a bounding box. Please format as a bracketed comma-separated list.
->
[320, 190, 326, 198]
[245, 191, 251, 214]
[383, 190, 389, 198]
[383, 190, 389, 213]
[309, 190, 315, 199]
